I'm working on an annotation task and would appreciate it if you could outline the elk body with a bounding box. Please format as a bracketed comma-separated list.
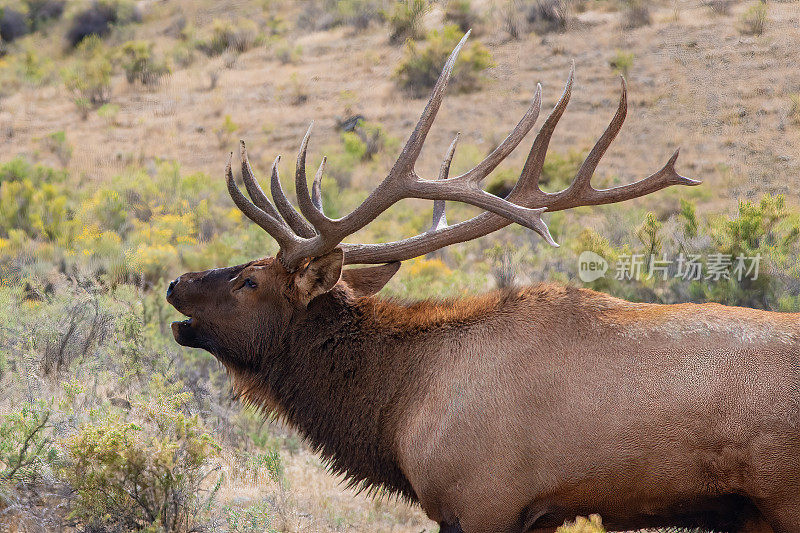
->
[166, 34, 800, 533]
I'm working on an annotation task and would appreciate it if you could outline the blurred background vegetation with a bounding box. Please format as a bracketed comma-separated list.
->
[0, 0, 798, 531]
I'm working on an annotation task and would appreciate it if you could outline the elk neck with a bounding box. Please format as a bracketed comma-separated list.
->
[225, 285, 512, 502]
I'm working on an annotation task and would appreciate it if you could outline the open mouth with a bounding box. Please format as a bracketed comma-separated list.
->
[171, 308, 194, 329]
[172, 316, 193, 327]
[171, 315, 205, 349]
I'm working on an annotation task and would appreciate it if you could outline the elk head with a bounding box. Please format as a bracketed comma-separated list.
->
[166, 31, 699, 365]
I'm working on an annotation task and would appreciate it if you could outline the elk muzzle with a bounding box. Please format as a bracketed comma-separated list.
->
[166, 263, 249, 349]
[166, 273, 202, 348]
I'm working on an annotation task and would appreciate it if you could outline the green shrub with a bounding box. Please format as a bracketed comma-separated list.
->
[351, 120, 398, 161]
[620, 0, 650, 28]
[0, 175, 74, 242]
[609, 49, 634, 77]
[679, 198, 698, 237]
[214, 114, 239, 148]
[525, 0, 573, 34]
[697, 195, 796, 309]
[228, 449, 284, 486]
[66, 0, 139, 48]
[387, 0, 428, 44]
[40, 130, 72, 166]
[739, 1, 767, 35]
[486, 149, 585, 197]
[16, 48, 56, 86]
[262, 10, 288, 37]
[0, 401, 56, 485]
[0, 156, 67, 186]
[170, 40, 196, 68]
[0, 156, 256, 287]
[196, 18, 259, 56]
[485, 168, 519, 198]
[62, 35, 112, 114]
[96, 102, 120, 125]
[118, 40, 170, 85]
[444, 0, 480, 33]
[24, 0, 66, 31]
[80, 188, 129, 234]
[637, 213, 662, 272]
[61, 389, 222, 532]
[541, 149, 586, 189]
[274, 39, 302, 64]
[575, 194, 800, 311]
[395, 25, 494, 97]
[385, 257, 476, 300]
[0, 232, 292, 526]
[325, 138, 364, 187]
[790, 94, 800, 125]
[322, 120, 398, 186]
[335, 0, 385, 30]
[224, 500, 276, 533]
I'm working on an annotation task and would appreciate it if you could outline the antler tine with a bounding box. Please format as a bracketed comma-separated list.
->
[225, 154, 303, 253]
[389, 30, 471, 180]
[455, 84, 542, 186]
[240, 141, 282, 221]
[294, 122, 331, 231]
[550, 76, 628, 206]
[440, 133, 460, 181]
[547, 148, 700, 210]
[515, 62, 574, 198]
[429, 133, 459, 233]
[269, 155, 317, 238]
[311, 157, 326, 214]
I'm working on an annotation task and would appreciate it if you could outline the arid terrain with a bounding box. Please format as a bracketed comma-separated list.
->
[5, 2, 800, 213]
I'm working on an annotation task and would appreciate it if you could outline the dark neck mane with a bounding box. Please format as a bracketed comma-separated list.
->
[227, 288, 513, 501]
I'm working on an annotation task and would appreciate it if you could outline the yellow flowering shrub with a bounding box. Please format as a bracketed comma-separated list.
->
[557, 515, 606, 533]
[130, 243, 180, 285]
[406, 257, 452, 278]
[61, 385, 221, 532]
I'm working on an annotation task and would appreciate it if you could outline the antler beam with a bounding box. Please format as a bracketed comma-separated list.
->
[225, 33, 700, 269]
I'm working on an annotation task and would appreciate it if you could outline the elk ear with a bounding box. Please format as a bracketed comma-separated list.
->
[294, 248, 344, 305]
[341, 262, 401, 298]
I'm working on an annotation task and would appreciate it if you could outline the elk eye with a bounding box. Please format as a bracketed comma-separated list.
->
[243, 278, 257, 289]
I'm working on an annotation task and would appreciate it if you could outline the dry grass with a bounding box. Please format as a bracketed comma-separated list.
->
[214, 446, 430, 532]
[1, 1, 798, 218]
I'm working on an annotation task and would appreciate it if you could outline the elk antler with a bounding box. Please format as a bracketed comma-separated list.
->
[226, 32, 700, 270]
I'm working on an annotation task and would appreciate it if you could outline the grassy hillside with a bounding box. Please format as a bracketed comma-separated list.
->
[1, 0, 799, 531]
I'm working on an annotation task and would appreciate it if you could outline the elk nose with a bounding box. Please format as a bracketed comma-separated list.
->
[166, 278, 179, 298]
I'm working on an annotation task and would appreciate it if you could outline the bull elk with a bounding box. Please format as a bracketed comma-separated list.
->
[166, 34, 799, 533]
